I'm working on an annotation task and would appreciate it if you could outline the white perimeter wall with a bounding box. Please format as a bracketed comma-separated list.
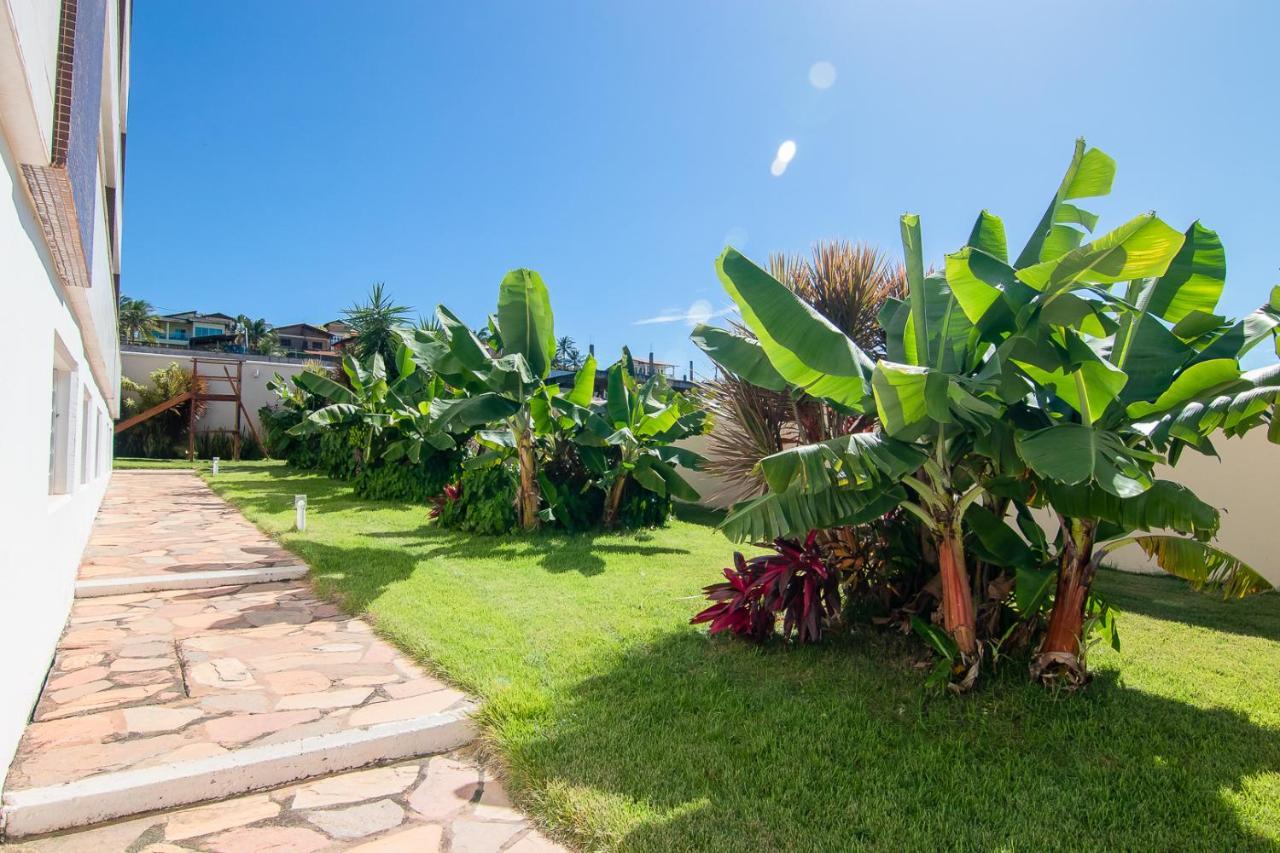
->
[121, 350, 311, 440]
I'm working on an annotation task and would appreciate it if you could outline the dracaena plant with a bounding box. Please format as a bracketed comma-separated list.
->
[691, 532, 841, 644]
[569, 349, 711, 528]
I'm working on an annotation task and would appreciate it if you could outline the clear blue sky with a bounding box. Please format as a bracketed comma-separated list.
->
[124, 1, 1280, 374]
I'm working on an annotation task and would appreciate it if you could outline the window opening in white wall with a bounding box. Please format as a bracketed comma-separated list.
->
[80, 389, 92, 485]
[49, 340, 75, 495]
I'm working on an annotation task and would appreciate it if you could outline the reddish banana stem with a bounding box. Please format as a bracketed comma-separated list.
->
[937, 527, 978, 657]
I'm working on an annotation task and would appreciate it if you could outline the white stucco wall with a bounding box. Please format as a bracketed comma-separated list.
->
[0, 116, 114, 785]
[120, 349, 312, 441]
[0, 0, 128, 784]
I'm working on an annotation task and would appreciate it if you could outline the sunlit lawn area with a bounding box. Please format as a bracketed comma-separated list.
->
[202, 461, 1280, 851]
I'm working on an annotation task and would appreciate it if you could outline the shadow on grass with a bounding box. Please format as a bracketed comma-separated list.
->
[1096, 568, 1280, 643]
[505, 630, 1280, 851]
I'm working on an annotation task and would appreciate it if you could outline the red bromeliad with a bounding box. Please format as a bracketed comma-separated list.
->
[692, 532, 841, 644]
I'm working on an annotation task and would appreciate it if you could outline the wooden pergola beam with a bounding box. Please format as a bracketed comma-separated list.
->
[114, 391, 193, 434]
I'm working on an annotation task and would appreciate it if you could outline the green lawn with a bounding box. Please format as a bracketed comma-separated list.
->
[115, 456, 210, 469]
[201, 461, 1280, 851]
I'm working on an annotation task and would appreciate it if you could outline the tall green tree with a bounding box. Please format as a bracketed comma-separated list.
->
[118, 295, 160, 343]
[343, 282, 412, 369]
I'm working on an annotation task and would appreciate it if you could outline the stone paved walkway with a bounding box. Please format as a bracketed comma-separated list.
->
[1, 471, 565, 851]
[79, 471, 298, 580]
[5, 752, 561, 853]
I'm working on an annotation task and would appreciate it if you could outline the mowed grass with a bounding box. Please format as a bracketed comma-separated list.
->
[203, 461, 1280, 851]
[115, 456, 211, 469]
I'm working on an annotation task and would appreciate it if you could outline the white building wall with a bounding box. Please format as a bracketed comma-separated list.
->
[0, 0, 127, 783]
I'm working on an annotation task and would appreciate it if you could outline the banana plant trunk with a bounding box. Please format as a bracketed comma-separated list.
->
[603, 474, 628, 529]
[514, 421, 540, 531]
[937, 526, 979, 658]
[1032, 516, 1098, 687]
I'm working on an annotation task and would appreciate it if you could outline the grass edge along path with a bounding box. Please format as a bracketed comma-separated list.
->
[199, 461, 1280, 852]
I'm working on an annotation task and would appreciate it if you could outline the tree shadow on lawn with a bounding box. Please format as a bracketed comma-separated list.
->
[1097, 569, 1280, 643]
[510, 631, 1280, 852]
[362, 524, 691, 577]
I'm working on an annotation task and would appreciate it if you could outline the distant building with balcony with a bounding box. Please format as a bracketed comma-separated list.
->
[153, 311, 237, 346]
[274, 323, 339, 360]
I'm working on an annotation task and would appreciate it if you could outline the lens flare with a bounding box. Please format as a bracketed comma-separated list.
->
[809, 61, 836, 89]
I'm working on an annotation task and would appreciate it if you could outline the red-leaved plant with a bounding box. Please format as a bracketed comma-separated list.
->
[691, 532, 841, 644]
[429, 482, 462, 519]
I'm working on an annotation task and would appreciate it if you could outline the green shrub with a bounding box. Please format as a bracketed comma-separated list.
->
[193, 430, 265, 461]
[318, 426, 365, 480]
[437, 463, 518, 535]
[616, 478, 673, 528]
[353, 449, 461, 502]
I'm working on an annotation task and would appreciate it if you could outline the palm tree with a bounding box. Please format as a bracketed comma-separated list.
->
[234, 315, 278, 354]
[553, 335, 583, 369]
[118, 295, 160, 343]
[342, 283, 412, 369]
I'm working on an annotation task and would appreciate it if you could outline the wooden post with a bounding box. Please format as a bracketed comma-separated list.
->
[188, 358, 198, 461]
[233, 360, 243, 460]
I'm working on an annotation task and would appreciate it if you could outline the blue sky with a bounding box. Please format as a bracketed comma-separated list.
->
[125, 1, 1280, 373]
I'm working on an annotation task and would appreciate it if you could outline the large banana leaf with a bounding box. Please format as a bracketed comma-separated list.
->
[720, 484, 905, 543]
[1109, 311, 1194, 404]
[1127, 221, 1226, 324]
[431, 393, 520, 432]
[436, 305, 496, 374]
[1041, 480, 1219, 538]
[872, 362, 949, 438]
[293, 370, 358, 405]
[1126, 358, 1240, 419]
[565, 354, 597, 407]
[1193, 286, 1280, 363]
[1016, 213, 1185, 297]
[1127, 535, 1272, 599]
[690, 324, 788, 391]
[1015, 423, 1155, 497]
[496, 268, 556, 379]
[716, 248, 873, 410]
[756, 431, 928, 495]
[1015, 139, 1115, 268]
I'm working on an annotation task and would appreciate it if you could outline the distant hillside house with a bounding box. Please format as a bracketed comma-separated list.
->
[323, 319, 353, 343]
[275, 323, 340, 360]
[154, 311, 237, 346]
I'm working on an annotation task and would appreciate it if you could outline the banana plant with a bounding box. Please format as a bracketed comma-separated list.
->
[402, 268, 564, 531]
[697, 217, 1015, 676]
[695, 138, 1279, 690]
[941, 142, 1279, 686]
[571, 350, 711, 528]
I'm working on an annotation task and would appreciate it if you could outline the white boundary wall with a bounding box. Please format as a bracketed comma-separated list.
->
[120, 350, 313, 439]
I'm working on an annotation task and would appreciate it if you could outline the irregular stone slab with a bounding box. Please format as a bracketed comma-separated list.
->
[450, 817, 525, 852]
[408, 755, 480, 820]
[122, 706, 204, 734]
[274, 687, 372, 711]
[347, 823, 444, 852]
[164, 793, 281, 840]
[303, 799, 405, 839]
[291, 764, 421, 809]
[348, 689, 467, 727]
[203, 826, 330, 853]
